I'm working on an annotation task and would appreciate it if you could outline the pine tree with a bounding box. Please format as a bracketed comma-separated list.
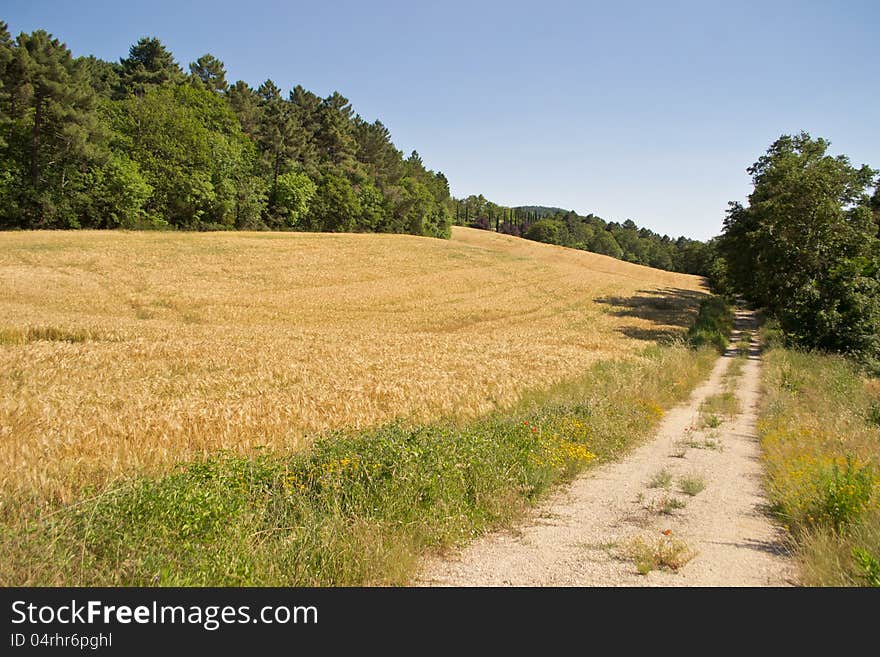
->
[316, 91, 358, 173]
[3, 29, 107, 226]
[256, 80, 306, 219]
[227, 81, 260, 137]
[189, 54, 227, 93]
[117, 37, 184, 97]
[353, 118, 402, 185]
[78, 55, 120, 98]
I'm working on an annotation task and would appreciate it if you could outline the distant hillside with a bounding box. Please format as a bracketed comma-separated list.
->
[512, 205, 569, 218]
[453, 195, 716, 276]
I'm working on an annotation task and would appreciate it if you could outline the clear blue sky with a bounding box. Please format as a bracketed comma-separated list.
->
[5, 0, 878, 240]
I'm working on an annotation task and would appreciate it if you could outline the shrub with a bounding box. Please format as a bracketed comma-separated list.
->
[687, 297, 734, 352]
[810, 457, 875, 533]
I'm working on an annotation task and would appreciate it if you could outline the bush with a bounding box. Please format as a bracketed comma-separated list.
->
[811, 457, 875, 533]
[687, 297, 734, 352]
[524, 219, 562, 245]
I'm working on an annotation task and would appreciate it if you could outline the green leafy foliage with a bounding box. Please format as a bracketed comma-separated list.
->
[0, 28, 109, 228]
[718, 133, 880, 362]
[78, 153, 154, 228]
[852, 547, 880, 587]
[687, 297, 734, 352]
[0, 25, 455, 239]
[811, 457, 876, 533]
[274, 171, 316, 227]
[117, 36, 184, 97]
[114, 84, 258, 229]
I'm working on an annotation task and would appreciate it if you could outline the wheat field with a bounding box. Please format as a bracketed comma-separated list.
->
[0, 227, 706, 514]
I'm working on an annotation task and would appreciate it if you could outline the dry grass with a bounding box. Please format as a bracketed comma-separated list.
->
[627, 534, 696, 575]
[759, 345, 880, 585]
[0, 227, 705, 516]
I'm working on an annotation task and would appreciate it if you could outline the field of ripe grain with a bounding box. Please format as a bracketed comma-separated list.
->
[0, 227, 706, 515]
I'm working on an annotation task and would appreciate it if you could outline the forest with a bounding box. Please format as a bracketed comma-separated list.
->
[0, 22, 714, 276]
[453, 198, 715, 275]
[0, 24, 453, 237]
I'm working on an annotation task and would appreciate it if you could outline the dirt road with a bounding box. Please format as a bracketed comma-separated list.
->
[417, 310, 795, 586]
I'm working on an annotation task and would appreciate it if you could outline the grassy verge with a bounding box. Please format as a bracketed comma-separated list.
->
[758, 340, 880, 586]
[1, 343, 716, 586]
[687, 297, 734, 352]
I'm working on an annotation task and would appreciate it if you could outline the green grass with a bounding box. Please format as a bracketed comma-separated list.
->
[725, 355, 746, 380]
[1, 342, 717, 586]
[679, 474, 706, 496]
[687, 297, 734, 353]
[655, 495, 687, 515]
[678, 435, 723, 451]
[759, 342, 880, 586]
[648, 469, 673, 489]
[700, 391, 739, 419]
[701, 413, 722, 428]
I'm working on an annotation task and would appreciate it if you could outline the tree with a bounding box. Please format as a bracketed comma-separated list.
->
[0, 20, 504, 243]
[524, 218, 562, 244]
[611, 225, 645, 263]
[674, 239, 714, 275]
[0, 22, 13, 148]
[316, 91, 358, 174]
[1, 29, 108, 227]
[872, 176, 880, 233]
[115, 84, 261, 228]
[256, 80, 307, 218]
[643, 239, 673, 270]
[719, 132, 879, 358]
[288, 84, 320, 171]
[117, 37, 184, 97]
[227, 80, 259, 137]
[589, 231, 623, 259]
[354, 118, 402, 185]
[394, 176, 434, 236]
[357, 182, 386, 231]
[307, 172, 360, 231]
[0, 22, 15, 213]
[273, 170, 316, 228]
[189, 54, 227, 93]
[77, 153, 153, 228]
[78, 55, 119, 98]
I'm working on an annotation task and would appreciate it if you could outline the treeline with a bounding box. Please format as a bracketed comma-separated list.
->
[715, 132, 880, 365]
[0, 21, 742, 280]
[0, 23, 453, 236]
[452, 195, 717, 275]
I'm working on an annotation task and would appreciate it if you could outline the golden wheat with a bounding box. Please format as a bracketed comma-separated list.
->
[0, 227, 705, 513]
